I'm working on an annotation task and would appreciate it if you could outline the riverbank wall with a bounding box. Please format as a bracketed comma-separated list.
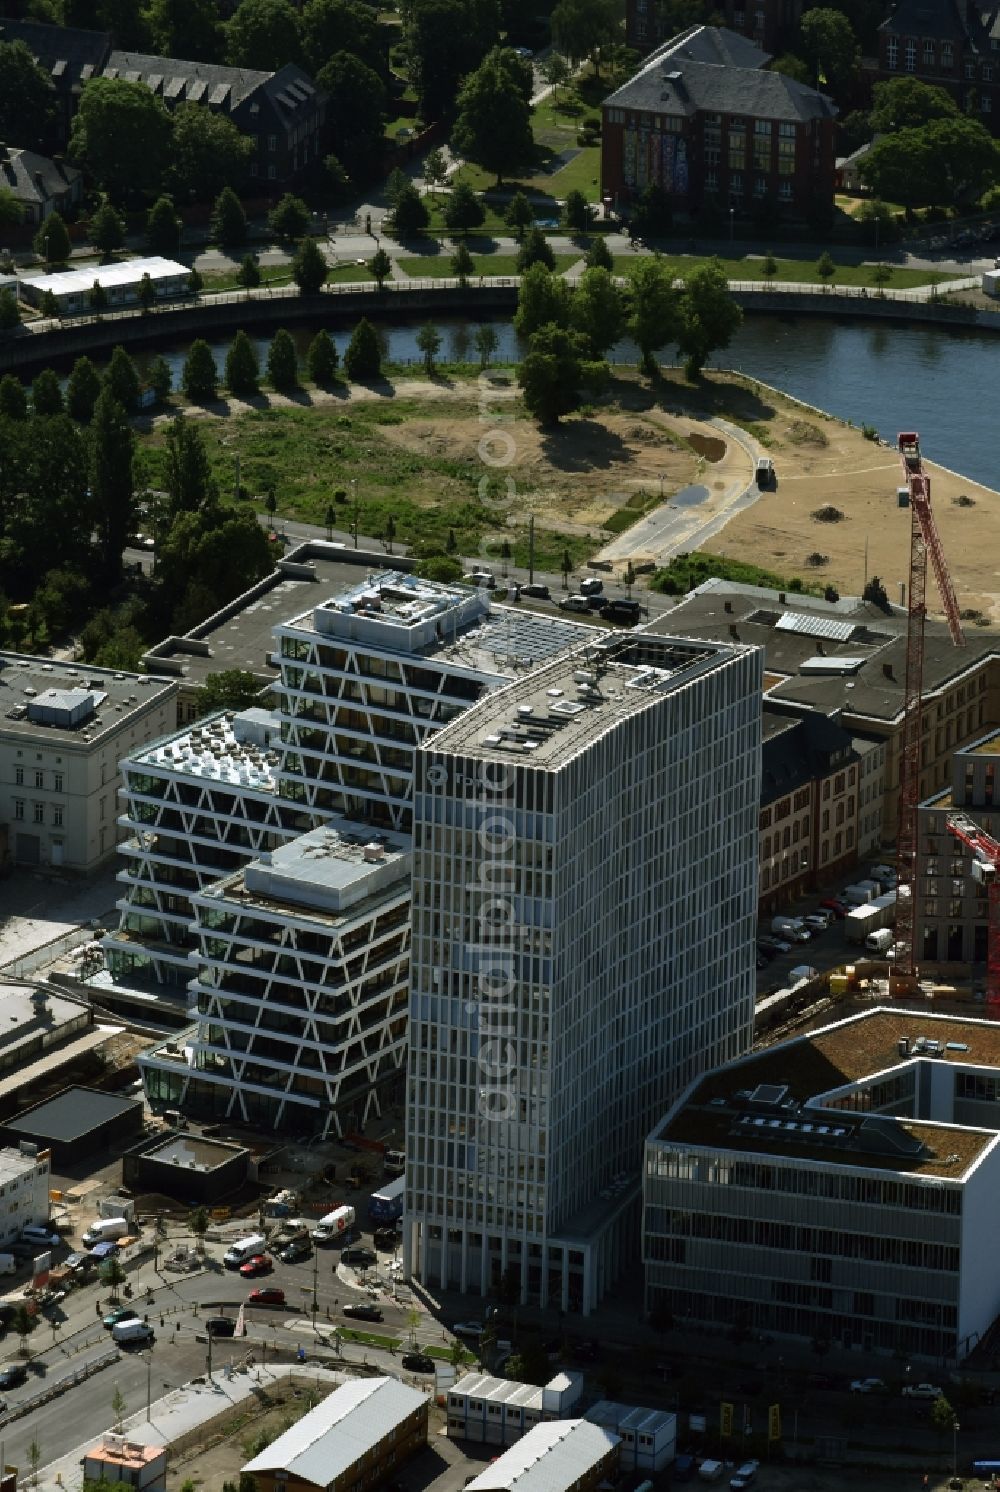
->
[0, 278, 996, 377]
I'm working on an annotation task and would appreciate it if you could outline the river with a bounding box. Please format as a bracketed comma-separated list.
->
[132, 313, 998, 490]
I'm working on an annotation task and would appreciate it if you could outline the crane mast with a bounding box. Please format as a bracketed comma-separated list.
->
[894, 433, 965, 984]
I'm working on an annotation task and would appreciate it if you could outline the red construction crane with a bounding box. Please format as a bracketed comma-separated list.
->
[893, 432, 965, 988]
[945, 810, 1000, 1008]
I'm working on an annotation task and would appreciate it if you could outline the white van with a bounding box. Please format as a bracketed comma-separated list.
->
[0, 1254, 17, 1276]
[223, 1233, 266, 1268]
[82, 1218, 129, 1248]
[112, 1319, 154, 1346]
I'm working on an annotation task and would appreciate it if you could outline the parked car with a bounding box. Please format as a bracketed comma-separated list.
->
[902, 1382, 943, 1399]
[789, 926, 812, 942]
[559, 595, 591, 613]
[206, 1316, 237, 1337]
[819, 897, 848, 917]
[402, 1352, 435, 1372]
[803, 914, 830, 932]
[759, 936, 792, 954]
[246, 1287, 286, 1307]
[373, 1227, 399, 1251]
[0, 1364, 27, 1389]
[343, 1303, 383, 1322]
[601, 598, 642, 625]
[850, 1377, 886, 1394]
[452, 1320, 485, 1339]
[730, 1461, 759, 1491]
[239, 1254, 273, 1277]
[102, 1306, 138, 1330]
[521, 583, 550, 600]
[21, 1227, 60, 1248]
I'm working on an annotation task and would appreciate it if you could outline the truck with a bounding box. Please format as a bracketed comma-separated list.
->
[842, 882, 877, 907]
[866, 927, 894, 955]
[312, 1205, 356, 1244]
[369, 1174, 405, 1224]
[844, 891, 896, 946]
[755, 457, 775, 488]
[82, 1217, 129, 1248]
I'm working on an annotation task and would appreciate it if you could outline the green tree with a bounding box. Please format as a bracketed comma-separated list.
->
[211, 186, 248, 249]
[514, 261, 571, 337]
[816, 250, 835, 284]
[799, 7, 858, 92]
[111, 1381, 127, 1433]
[148, 356, 172, 403]
[315, 52, 387, 179]
[0, 40, 55, 150]
[768, 52, 809, 82]
[0, 288, 18, 332]
[166, 413, 216, 513]
[182, 339, 218, 403]
[0, 375, 27, 419]
[585, 235, 613, 270]
[416, 321, 442, 373]
[860, 115, 1000, 210]
[563, 189, 593, 231]
[451, 241, 474, 285]
[90, 199, 125, 257]
[385, 166, 410, 209]
[11, 1303, 35, 1356]
[159, 506, 272, 630]
[198, 669, 263, 714]
[307, 329, 339, 384]
[89, 388, 135, 583]
[32, 368, 63, 416]
[138, 271, 156, 311]
[551, 0, 619, 71]
[189, 1205, 210, 1252]
[89, 278, 109, 314]
[474, 324, 498, 367]
[676, 258, 742, 379]
[226, 0, 302, 68]
[0, 187, 21, 230]
[406, 0, 501, 123]
[225, 329, 260, 396]
[871, 261, 892, 295]
[344, 318, 381, 380]
[267, 328, 299, 390]
[504, 1340, 551, 1384]
[170, 104, 253, 201]
[539, 50, 571, 99]
[870, 75, 958, 132]
[146, 195, 181, 257]
[571, 264, 624, 356]
[627, 256, 678, 374]
[34, 210, 70, 266]
[146, 0, 223, 60]
[292, 237, 328, 294]
[237, 254, 261, 291]
[99, 1256, 127, 1299]
[105, 345, 140, 412]
[27, 1436, 40, 1486]
[416, 553, 464, 582]
[302, 0, 384, 75]
[451, 47, 534, 185]
[516, 225, 556, 272]
[268, 193, 311, 243]
[519, 322, 606, 423]
[930, 1394, 957, 1438]
[69, 77, 173, 198]
[391, 184, 430, 237]
[631, 182, 672, 238]
[188, 268, 203, 295]
[424, 146, 448, 197]
[761, 251, 778, 281]
[443, 181, 486, 237]
[368, 247, 393, 287]
[504, 190, 534, 239]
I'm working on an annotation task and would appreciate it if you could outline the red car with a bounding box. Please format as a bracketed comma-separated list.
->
[819, 897, 848, 918]
[239, 1253, 273, 1278]
[247, 1286, 286, 1306]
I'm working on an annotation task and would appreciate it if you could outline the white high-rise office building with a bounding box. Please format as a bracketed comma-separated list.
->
[404, 630, 762, 1314]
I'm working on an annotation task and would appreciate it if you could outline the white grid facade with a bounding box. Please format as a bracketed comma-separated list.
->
[404, 635, 762, 1314]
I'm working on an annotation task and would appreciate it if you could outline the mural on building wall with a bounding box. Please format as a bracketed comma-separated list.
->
[674, 137, 688, 195]
[622, 127, 689, 196]
[624, 127, 637, 187]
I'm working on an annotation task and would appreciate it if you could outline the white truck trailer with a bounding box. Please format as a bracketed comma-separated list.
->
[845, 891, 897, 945]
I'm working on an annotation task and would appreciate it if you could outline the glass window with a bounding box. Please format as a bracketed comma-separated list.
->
[54, 772, 63, 792]
[34, 770, 43, 788]
[14, 767, 22, 785]
[887, 37, 898, 68]
[32, 803, 43, 824]
[906, 40, 916, 70]
[52, 806, 63, 827]
[13, 801, 23, 821]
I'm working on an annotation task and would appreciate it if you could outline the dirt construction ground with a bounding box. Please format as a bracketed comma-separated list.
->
[699, 372, 1000, 621]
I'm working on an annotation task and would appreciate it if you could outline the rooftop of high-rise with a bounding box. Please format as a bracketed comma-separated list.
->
[126, 708, 281, 792]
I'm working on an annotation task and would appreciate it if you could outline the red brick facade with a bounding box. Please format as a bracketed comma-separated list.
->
[875, 0, 1000, 133]
[625, 0, 801, 60]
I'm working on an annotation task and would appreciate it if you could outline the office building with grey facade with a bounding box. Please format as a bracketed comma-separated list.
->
[404, 630, 762, 1314]
[644, 1006, 1000, 1361]
[917, 727, 1000, 966]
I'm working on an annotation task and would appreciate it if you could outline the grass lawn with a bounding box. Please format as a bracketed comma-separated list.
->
[199, 263, 295, 292]
[325, 260, 384, 283]
[137, 396, 594, 573]
[614, 253, 948, 289]
[397, 252, 578, 277]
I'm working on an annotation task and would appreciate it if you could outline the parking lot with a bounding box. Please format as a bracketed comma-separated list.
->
[756, 872, 897, 998]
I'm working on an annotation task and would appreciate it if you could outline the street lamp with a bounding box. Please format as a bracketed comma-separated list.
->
[729, 206, 735, 249]
[141, 1351, 152, 1421]
[953, 1418, 960, 1477]
[350, 478, 359, 549]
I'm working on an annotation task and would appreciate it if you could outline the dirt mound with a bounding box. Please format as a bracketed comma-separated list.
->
[688, 432, 726, 462]
[785, 420, 829, 447]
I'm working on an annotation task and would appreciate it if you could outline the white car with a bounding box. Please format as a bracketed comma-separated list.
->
[850, 1377, 886, 1394]
[803, 913, 830, 932]
[902, 1382, 943, 1399]
[790, 927, 812, 942]
[730, 1461, 759, 1490]
[452, 1320, 485, 1339]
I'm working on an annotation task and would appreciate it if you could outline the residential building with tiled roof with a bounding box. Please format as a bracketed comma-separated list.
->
[0, 143, 81, 224]
[625, 0, 802, 64]
[877, 0, 1000, 132]
[601, 25, 837, 219]
[644, 1005, 1000, 1361]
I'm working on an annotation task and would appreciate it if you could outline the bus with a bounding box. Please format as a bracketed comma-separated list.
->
[368, 1174, 405, 1224]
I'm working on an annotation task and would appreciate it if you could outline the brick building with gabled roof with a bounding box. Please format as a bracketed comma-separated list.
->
[601, 25, 837, 220]
[876, 0, 1000, 132]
